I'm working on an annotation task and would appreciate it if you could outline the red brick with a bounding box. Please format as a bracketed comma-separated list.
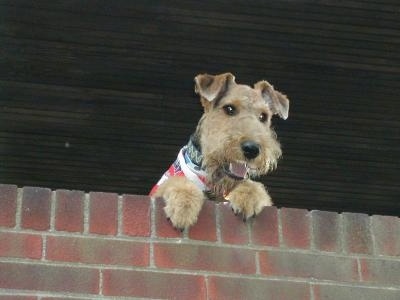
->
[0, 232, 42, 259]
[343, 212, 373, 254]
[314, 284, 400, 300]
[155, 198, 183, 238]
[189, 200, 217, 241]
[0, 262, 99, 293]
[154, 243, 256, 274]
[89, 192, 118, 235]
[55, 190, 84, 232]
[103, 269, 206, 299]
[259, 250, 359, 282]
[218, 202, 249, 245]
[281, 208, 310, 249]
[251, 206, 279, 246]
[0, 184, 17, 227]
[21, 187, 51, 231]
[360, 258, 400, 286]
[208, 276, 310, 300]
[312, 210, 341, 252]
[46, 236, 149, 266]
[122, 194, 151, 237]
[371, 215, 400, 256]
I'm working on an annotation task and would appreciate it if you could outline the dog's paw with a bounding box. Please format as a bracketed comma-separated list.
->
[227, 181, 272, 221]
[163, 192, 204, 230]
[157, 176, 205, 230]
[164, 195, 203, 230]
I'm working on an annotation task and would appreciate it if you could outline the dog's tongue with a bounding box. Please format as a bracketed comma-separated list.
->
[229, 162, 248, 178]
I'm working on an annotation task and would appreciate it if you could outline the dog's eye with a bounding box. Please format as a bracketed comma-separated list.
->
[223, 105, 236, 116]
[259, 112, 267, 123]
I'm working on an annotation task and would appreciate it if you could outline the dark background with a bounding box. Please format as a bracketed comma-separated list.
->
[1, 1, 399, 216]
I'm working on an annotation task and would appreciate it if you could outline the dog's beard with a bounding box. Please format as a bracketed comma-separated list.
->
[198, 127, 282, 200]
[202, 133, 282, 178]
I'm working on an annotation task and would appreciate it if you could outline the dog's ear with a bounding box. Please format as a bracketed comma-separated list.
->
[194, 73, 236, 104]
[254, 80, 290, 120]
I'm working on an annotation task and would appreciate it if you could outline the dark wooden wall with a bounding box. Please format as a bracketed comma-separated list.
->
[1, 0, 399, 216]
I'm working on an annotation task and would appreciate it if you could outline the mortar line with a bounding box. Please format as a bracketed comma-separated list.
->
[50, 191, 57, 232]
[150, 197, 156, 239]
[149, 197, 156, 268]
[183, 223, 189, 239]
[369, 215, 377, 256]
[15, 187, 23, 230]
[205, 275, 210, 300]
[247, 217, 253, 245]
[255, 251, 261, 275]
[41, 235, 47, 261]
[215, 203, 222, 243]
[357, 257, 363, 282]
[277, 208, 284, 247]
[117, 195, 123, 237]
[309, 210, 315, 251]
[0, 288, 120, 300]
[83, 193, 90, 234]
[310, 282, 315, 300]
[338, 213, 345, 254]
[99, 269, 104, 296]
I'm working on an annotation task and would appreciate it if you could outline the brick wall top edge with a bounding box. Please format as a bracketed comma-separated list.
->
[0, 183, 400, 218]
[1, 184, 399, 220]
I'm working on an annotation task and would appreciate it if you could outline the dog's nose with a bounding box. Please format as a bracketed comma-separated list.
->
[241, 141, 260, 159]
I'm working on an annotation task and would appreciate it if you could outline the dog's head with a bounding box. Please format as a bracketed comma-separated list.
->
[193, 72, 290, 180]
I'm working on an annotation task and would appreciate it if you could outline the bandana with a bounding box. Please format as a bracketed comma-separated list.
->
[149, 139, 207, 196]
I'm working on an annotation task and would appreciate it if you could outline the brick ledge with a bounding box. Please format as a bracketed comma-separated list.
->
[0, 184, 399, 300]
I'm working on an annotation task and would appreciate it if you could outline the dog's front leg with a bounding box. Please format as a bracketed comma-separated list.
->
[227, 180, 273, 221]
[154, 176, 205, 230]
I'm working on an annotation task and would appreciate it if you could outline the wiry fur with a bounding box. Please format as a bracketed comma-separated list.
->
[154, 73, 290, 230]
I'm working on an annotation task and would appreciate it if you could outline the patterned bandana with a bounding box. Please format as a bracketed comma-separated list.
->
[149, 138, 207, 196]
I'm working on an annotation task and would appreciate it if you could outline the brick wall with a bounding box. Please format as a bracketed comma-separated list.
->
[0, 184, 399, 300]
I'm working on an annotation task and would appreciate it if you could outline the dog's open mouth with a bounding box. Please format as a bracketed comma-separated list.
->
[223, 161, 249, 180]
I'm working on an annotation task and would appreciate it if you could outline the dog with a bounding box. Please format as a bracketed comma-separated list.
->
[150, 73, 289, 230]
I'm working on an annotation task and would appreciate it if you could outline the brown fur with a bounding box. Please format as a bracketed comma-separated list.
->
[154, 73, 289, 229]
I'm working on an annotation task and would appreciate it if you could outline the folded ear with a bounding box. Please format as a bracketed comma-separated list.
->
[254, 80, 290, 120]
[194, 73, 236, 103]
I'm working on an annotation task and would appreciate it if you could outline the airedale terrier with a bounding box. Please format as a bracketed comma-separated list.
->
[150, 73, 289, 230]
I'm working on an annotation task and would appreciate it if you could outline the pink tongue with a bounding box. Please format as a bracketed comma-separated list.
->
[229, 162, 248, 178]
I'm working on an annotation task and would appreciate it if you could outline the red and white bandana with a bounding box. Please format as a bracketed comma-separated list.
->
[149, 146, 207, 196]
